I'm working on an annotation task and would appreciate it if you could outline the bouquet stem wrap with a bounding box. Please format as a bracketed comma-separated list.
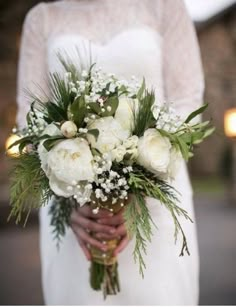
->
[89, 197, 130, 297]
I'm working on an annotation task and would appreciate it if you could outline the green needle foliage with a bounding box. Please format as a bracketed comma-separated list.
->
[133, 90, 156, 137]
[49, 196, 77, 247]
[124, 164, 192, 276]
[8, 153, 53, 225]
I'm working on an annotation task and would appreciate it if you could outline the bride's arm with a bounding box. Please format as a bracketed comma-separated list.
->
[16, 3, 49, 129]
[161, 0, 205, 118]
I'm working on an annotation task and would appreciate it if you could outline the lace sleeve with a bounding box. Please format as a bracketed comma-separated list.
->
[16, 3, 48, 128]
[161, 0, 205, 118]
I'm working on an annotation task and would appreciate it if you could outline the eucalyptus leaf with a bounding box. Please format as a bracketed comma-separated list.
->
[184, 104, 208, 124]
[43, 136, 64, 151]
[69, 96, 87, 126]
[101, 96, 119, 117]
[88, 102, 101, 114]
[87, 129, 99, 141]
[7, 136, 32, 150]
[203, 127, 215, 139]
[177, 136, 189, 161]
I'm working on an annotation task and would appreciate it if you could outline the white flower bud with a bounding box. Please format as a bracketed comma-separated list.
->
[61, 121, 77, 138]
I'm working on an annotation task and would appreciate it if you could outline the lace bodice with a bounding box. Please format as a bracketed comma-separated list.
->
[16, 0, 204, 127]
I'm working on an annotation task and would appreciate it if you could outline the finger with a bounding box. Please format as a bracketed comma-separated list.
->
[115, 223, 127, 237]
[75, 226, 108, 251]
[94, 224, 127, 240]
[71, 214, 116, 234]
[94, 232, 120, 240]
[97, 211, 125, 226]
[77, 237, 91, 261]
[113, 235, 130, 256]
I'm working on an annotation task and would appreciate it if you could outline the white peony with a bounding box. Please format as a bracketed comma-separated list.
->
[39, 137, 95, 201]
[137, 129, 172, 176]
[87, 116, 129, 154]
[115, 97, 138, 133]
[61, 121, 77, 138]
[38, 123, 62, 175]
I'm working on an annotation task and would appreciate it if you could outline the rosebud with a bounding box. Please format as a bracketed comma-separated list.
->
[61, 121, 77, 138]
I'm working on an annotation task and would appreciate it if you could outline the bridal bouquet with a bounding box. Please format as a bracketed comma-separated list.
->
[8, 55, 214, 298]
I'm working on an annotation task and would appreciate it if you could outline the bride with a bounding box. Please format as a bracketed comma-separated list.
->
[16, 0, 204, 305]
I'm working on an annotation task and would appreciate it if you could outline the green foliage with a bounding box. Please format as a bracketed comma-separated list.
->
[158, 109, 215, 162]
[8, 153, 52, 225]
[124, 193, 155, 277]
[7, 136, 34, 154]
[88, 96, 119, 117]
[100, 96, 119, 117]
[136, 78, 146, 100]
[87, 129, 99, 141]
[42, 136, 65, 151]
[133, 90, 156, 137]
[45, 101, 68, 122]
[184, 103, 208, 123]
[124, 164, 192, 274]
[49, 196, 77, 246]
[68, 96, 87, 126]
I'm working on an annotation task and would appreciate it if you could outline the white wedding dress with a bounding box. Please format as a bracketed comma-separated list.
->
[16, 0, 204, 305]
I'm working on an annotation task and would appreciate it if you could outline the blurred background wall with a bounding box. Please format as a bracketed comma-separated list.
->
[0, 0, 236, 305]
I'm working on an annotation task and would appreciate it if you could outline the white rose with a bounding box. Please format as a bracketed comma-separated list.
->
[137, 129, 171, 175]
[111, 145, 126, 162]
[87, 116, 129, 153]
[61, 121, 77, 138]
[168, 147, 182, 179]
[115, 97, 138, 133]
[126, 147, 138, 160]
[123, 135, 139, 149]
[38, 123, 61, 175]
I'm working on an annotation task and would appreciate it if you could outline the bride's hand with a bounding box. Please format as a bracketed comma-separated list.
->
[70, 205, 129, 260]
[94, 208, 129, 257]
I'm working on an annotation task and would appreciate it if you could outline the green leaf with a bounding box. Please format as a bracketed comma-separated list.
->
[184, 104, 208, 124]
[69, 96, 87, 126]
[43, 136, 64, 151]
[46, 102, 67, 122]
[176, 136, 189, 161]
[137, 78, 146, 100]
[133, 90, 156, 137]
[88, 102, 101, 114]
[101, 96, 119, 117]
[7, 136, 31, 150]
[203, 126, 215, 139]
[87, 129, 99, 141]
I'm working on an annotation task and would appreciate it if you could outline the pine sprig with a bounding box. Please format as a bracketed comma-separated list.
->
[133, 90, 156, 137]
[8, 153, 52, 225]
[49, 196, 78, 247]
[125, 164, 192, 274]
[124, 192, 155, 277]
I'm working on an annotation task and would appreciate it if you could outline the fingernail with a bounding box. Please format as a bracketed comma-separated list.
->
[108, 213, 114, 217]
[110, 229, 116, 234]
